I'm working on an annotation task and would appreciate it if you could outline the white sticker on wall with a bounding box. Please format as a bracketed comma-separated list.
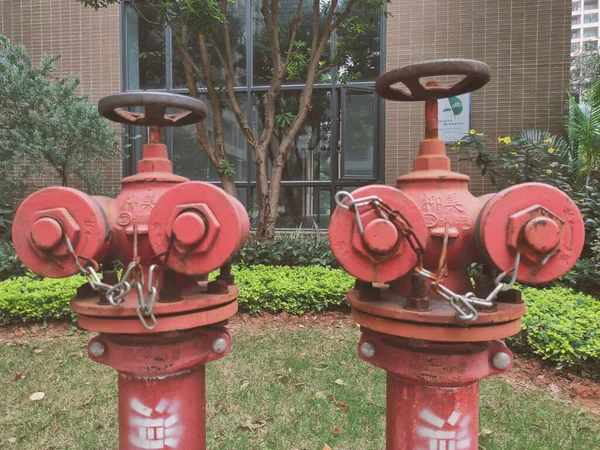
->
[129, 398, 183, 449]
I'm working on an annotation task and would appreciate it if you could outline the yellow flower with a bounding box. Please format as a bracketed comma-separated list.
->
[470, 129, 476, 135]
[514, 163, 519, 168]
[544, 138, 553, 143]
[476, 133, 484, 136]
[452, 146, 457, 150]
[504, 137, 512, 144]
[510, 152, 518, 156]
[498, 136, 503, 143]
[579, 199, 585, 203]
[548, 147, 555, 154]
[546, 169, 553, 174]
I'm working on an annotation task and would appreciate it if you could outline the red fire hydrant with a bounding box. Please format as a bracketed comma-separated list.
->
[329, 60, 585, 450]
[12, 92, 249, 450]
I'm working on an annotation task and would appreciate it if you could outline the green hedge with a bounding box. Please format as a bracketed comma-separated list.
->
[1, 269, 599, 374]
[0, 266, 354, 325]
[518, 286, 600, 372]
[231, 265, 353, 314]
[0, 274, 82, 325]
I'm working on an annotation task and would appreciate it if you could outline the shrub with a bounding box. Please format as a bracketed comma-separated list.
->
[0, 274, 82, 325]
[516, 286, 600, 373]
[2, 267, 599, 375]
[0, 265, 354, 325]
[232, 265, 353, 314]
[235, 234, 338, 268]
[0, 35, 119, 195]
[0, 241, 28, 282]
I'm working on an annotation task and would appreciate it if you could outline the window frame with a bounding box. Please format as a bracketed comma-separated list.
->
[119, 0, 386, 230]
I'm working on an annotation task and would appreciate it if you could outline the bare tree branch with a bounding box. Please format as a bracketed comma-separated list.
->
[197, 35, 227, 162]
[171, 26, 204, 80]
[282, 0, 304, 71]
[331, 0, 359, 30]
[261, 0, 281, 75]
[208, 36, 256, 147]
[310, 0, 320, 55]
[173, 25, 219, 168]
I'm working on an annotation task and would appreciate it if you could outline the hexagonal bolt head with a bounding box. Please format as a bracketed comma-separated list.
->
[89, 341, 106, 357]
[172, 211, 207, 246]
[507, 205, 564, 262]
[360, 342, 376, 358]
[27, 208, 80, 256]
[362, 218, 399, 255]
[212, 337, 228, 354]
[351, 209, 404, 263]
[492, 351, 511, 370]
[167, 203, 220, 254]
[30, 217, 63, 250]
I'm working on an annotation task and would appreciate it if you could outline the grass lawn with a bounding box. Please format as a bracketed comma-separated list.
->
[1, 321, 599, 450]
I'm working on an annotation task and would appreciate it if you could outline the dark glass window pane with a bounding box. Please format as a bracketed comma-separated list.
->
[125, 3, 166, 90]
[252, 90, 331, 182]
[250, 186, 329, 229]
[172, 95, 248, 182]
[252, 0, 332, 85]
[335, 6, 382, 82]
[341, 88, 376, 178]
[172, 1, 247, 89]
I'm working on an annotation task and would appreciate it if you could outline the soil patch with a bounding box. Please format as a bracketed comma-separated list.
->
[502, 352, 600, 417]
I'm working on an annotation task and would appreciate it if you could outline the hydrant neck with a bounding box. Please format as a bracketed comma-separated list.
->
[138, 143, 173, 174]
[412, 97, 451, 172]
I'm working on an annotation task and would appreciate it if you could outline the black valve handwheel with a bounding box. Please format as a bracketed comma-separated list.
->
[375, 59, 491, 102]
[98, 92, 207, 127]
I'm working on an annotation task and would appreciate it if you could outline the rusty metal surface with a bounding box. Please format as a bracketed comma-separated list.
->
[88, 327, 230, 450]
[71, 282, 238, 317]
[357, 330, 512, 449]
[351, 308, 523, 343]
[375, 59, 491, 102]
[329, 185, 428, 283]
[149, 182, 249, 275]
[98, 92, 207, 127]
[358, 329, 512, 386]
[12, 187, 111, 278]
[77, 300, 237, 334]
[477, 182, 585, 283]
[348, 288, 525, 326]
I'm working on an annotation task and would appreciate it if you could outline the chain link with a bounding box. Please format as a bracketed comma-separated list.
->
[136, 264, 159, 331]
[65, 231, 160, 330]
[334, 192, 556, 323]
[335, 191, 426, 262]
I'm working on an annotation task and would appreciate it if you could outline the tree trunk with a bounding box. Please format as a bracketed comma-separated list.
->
[173, 27, 238, 199]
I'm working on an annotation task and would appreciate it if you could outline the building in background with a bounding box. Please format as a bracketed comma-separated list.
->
[1, 0, 572, 228]
[571, 0, 600, 55]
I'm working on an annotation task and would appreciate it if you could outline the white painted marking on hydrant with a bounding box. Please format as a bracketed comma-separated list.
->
[417, 409, 471, 450]
[129, 398, 183, 449]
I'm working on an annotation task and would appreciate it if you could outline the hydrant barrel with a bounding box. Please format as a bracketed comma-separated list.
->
[332, 59, 585, 450]
[11, 92, 247, 449]
[387, 374, 479, 450]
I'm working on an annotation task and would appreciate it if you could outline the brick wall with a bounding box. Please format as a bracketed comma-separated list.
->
[0, 0, 122, 192]
[385, 0, 572, 195]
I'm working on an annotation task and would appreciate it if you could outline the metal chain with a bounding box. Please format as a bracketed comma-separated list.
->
[334, 191, 561, 323]
[65, 228, 160, 330]
[136, 264, 159, 331]
[335, 191, 426, 261]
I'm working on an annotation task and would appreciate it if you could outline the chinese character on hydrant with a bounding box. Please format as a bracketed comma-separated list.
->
[12, 92, 249, 450]
[329, 60, 585, 450]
